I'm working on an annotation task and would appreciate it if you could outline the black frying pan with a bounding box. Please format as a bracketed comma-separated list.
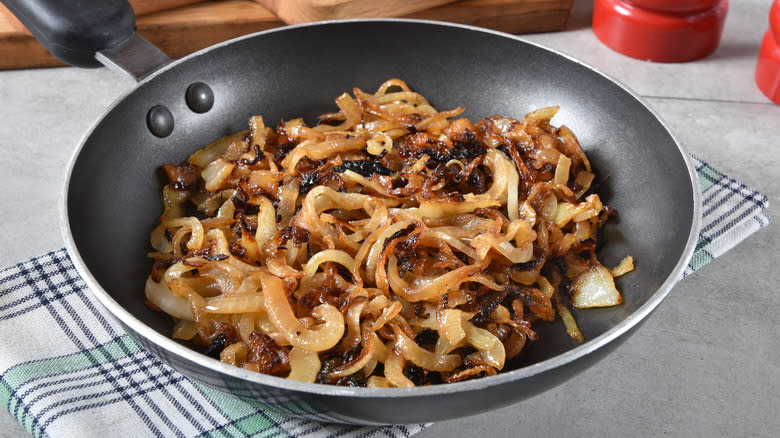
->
[3, 0, 701, 425]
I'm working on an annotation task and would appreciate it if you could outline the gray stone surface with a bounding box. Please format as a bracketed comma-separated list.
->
[0, 0, 777, 436]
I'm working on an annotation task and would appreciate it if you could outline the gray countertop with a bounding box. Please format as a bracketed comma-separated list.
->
[1, 1, 777, 436]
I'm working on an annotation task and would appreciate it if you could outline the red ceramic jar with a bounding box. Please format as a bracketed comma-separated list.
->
[755, 0, 780, 104]
[592, 0, 729, 62]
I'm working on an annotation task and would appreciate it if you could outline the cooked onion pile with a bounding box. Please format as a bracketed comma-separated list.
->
[145, 79, 633, 387]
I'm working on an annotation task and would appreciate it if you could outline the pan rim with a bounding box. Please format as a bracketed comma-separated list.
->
[61, 17, 702, 399]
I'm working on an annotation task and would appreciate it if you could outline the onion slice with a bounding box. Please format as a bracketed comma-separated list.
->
[261, 271, 345, 352]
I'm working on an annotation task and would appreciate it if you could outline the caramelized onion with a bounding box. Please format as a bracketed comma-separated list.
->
[391, 324, 461, 372]
[146, 78, 632, 387]
[145, 275, 194, 321]
[287, 347, 321, 383]
[261, 271, 345, 352]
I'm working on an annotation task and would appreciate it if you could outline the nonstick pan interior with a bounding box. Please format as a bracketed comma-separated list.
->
[63, 20, 698, 423]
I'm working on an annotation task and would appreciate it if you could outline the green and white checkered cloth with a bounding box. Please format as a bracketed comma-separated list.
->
[0, 156, 770, 438]
[685, 156, 771, 275]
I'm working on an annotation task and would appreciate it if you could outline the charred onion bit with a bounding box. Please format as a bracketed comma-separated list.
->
[204, 324, 239, 358]
[299, 171, 320, 194]
[204, 332, 228, 358]
[332, 160, 393, 177]
[146, 78, 632, 387]
[246, 332, 290, 375]
[163, 162, 201, 191]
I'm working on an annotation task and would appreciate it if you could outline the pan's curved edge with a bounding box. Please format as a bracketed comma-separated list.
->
[59, 18, 703, 403]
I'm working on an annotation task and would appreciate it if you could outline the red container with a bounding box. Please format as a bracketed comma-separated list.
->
[592, 0, 729, 62]
[627, 0, 722, 13]
[755, 0, 780, 104]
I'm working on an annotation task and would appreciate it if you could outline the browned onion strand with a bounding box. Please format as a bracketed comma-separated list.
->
[144, 78, 634, 387]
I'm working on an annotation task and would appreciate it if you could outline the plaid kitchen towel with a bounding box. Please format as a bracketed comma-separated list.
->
[0, 157, 770, 438]
[685, 155, 772, 275]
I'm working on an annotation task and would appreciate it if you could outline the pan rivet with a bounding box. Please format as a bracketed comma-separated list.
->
[147, 105, 174, 138]
[186, 82, 214, 113]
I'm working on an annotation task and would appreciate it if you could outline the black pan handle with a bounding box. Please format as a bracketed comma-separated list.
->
[1, 0, 136, 68]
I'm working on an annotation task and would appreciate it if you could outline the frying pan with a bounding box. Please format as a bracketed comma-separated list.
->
[3, 0, 701, 425]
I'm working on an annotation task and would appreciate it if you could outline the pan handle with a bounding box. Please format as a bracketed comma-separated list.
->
[1, 0, 171, 81]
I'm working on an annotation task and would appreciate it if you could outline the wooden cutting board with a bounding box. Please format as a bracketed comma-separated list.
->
[0, 0, 573, 70]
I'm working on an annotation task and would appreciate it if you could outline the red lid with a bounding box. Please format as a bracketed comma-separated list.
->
[627, 0, 721, 14]
[592, 0, 729, 63]
[756, 1, 780, 105]
[770, 0, 780, 39]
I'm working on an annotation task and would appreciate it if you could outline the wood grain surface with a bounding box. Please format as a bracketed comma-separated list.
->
[254, 0, 457, 23]
[0, 0, 573, 70]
